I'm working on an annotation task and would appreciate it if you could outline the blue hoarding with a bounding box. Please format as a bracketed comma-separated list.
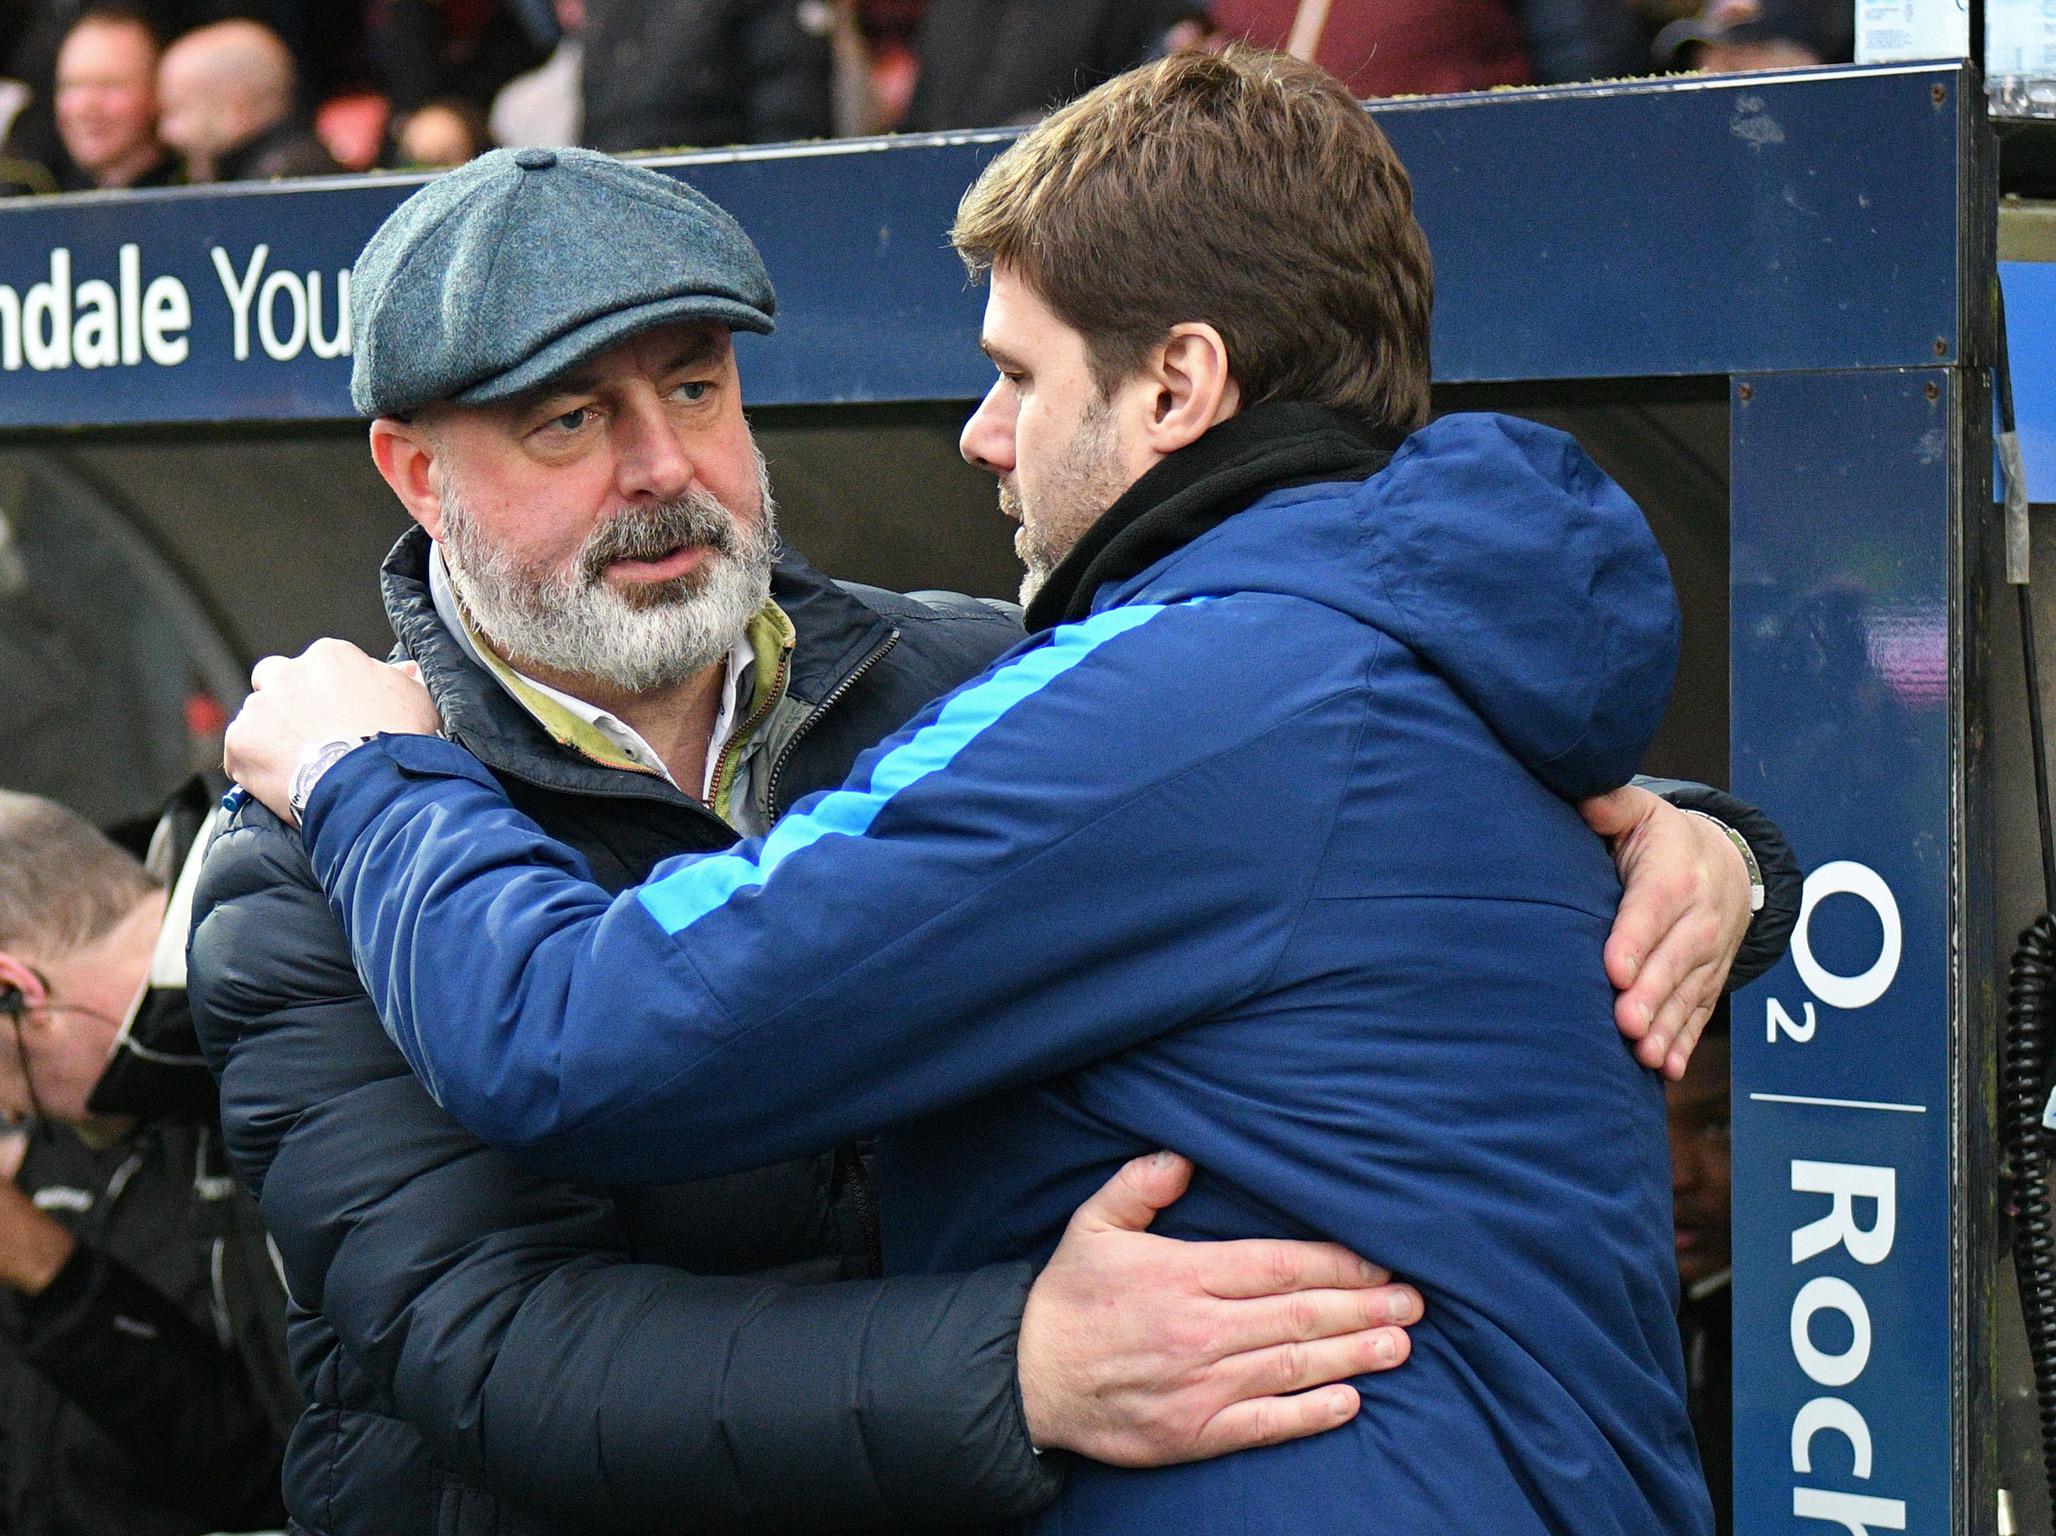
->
[1731, 369, 1960, 1534]
[0, 63, 1970, 428]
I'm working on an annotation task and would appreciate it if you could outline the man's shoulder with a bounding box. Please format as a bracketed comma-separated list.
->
[840, 582, 1020, 638]
[198, 796, 318, 903]
[838, 583, 1024, 699]
[189, 797, 363, 1031]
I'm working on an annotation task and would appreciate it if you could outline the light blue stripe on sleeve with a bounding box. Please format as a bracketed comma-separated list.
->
[636, 600, 1178, 936]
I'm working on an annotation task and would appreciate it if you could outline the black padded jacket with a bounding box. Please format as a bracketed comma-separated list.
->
[188, 530, 1060, 1535]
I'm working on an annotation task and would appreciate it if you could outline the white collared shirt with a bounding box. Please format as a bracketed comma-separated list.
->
[427, 544, 756, 811]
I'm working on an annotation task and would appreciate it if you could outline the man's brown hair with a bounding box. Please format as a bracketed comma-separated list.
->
[951, 44, 1434, 435]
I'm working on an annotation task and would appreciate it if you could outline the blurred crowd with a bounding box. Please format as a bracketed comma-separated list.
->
[0, 0, 1855, 196]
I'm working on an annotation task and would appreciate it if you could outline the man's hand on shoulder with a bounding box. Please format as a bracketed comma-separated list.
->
[1582, 784, 1753, 1081]
[1017, 1152, 1420, 1467]
[223, 640, 442, 826]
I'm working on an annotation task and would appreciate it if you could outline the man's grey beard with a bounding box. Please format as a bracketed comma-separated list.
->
[440, 453, 778, 694]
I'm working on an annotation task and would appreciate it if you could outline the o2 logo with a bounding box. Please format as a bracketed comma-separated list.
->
[1769, 861, 1904, 1042]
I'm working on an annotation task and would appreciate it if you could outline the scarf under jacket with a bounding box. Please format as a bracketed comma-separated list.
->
[1022, 400, 1409, 633]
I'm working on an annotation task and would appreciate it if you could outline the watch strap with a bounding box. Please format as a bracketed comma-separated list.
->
[1680, 808, 1765, 913]
[287, 735, 376, 828]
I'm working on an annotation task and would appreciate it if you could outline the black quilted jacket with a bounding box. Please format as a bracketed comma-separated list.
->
[189, 530, 1059, 1535]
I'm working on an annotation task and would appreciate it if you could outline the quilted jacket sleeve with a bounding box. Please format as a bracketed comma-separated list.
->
[189, 806, 1060, 1532]
[1634, 775, 1802, 991]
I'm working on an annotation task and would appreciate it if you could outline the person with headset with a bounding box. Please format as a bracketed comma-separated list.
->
[0, 782, 296, 1536]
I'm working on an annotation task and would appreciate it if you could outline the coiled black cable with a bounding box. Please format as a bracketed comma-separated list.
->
[2006, 912, 2056, 1513]
[2001, 268, 2056, 1520]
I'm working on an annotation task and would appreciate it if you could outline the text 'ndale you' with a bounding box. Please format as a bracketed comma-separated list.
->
[0, 244, 350, 372]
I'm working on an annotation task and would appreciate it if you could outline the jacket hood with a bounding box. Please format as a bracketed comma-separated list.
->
[1109, 412, 1680, 800]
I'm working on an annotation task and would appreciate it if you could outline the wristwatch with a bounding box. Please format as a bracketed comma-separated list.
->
[1681, 809, 1765, 914]
[287, 735, 375, 828]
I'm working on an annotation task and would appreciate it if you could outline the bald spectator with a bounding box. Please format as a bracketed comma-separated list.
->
[157, 17, 335, 182]
[53, 7, 176, 190]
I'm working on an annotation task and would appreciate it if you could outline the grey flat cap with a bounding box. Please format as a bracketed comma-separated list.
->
[350, 146, 776, 418]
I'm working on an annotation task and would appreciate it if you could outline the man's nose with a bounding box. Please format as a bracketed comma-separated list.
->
[959, 382, 1015, 475]
[614, 394, 695, 502]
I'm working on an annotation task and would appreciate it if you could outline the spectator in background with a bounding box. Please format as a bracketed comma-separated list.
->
[311, 85, 387, 169]
[850, 0, 921, 129]
[369, 0, 548, 122]
[1210, 0, 1529, 95]
[392, 91, 488, 164]
[579, 0, 833, 151]
[2, 0, 105, 182]
[1668, 1009, 1733, 1536]
[1520, 0, 1650, 81]
[5, 4, 294, 177]
[157, 16, 336, 180]
[488, 0, 579, 145]
[0, 784, 297, 1536]
[51, 6, 176, 189]
[0, 76, 28, 144]
[1210, 0, 1669, 93]
[1653, 0, 1852, 71]
[899, 0, 1207, 131]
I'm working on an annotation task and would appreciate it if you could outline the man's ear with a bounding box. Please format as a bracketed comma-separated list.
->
[1137, 322, 1242, 458]
[368, 417, 446, 539]
[0, 953, 43, 1012]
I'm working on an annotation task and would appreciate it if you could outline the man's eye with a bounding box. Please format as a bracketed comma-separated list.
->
[673, 381, 711, 403]
[550, 406, 592, 432]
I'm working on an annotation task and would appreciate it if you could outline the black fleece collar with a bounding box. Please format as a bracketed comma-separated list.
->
[1023, 401, 1408, 634]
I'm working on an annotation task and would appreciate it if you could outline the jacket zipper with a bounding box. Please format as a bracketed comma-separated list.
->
[466, 627, 898, 1280]
[707, 642, 793, 819]
[765, 630, 899, 823]
[767, 629, 897, 1278]
[829, 1142, 885, 1277]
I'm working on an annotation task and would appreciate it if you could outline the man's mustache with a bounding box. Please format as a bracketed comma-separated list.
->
[577, 494, 741, 583]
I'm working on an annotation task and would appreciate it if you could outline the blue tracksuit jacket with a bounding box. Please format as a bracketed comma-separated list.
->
[302, 412, 1709, 1534]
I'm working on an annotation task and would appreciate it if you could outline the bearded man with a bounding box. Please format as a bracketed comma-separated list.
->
[216, 113, 1796, 1533]
[188, 147, 1452, 1536]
